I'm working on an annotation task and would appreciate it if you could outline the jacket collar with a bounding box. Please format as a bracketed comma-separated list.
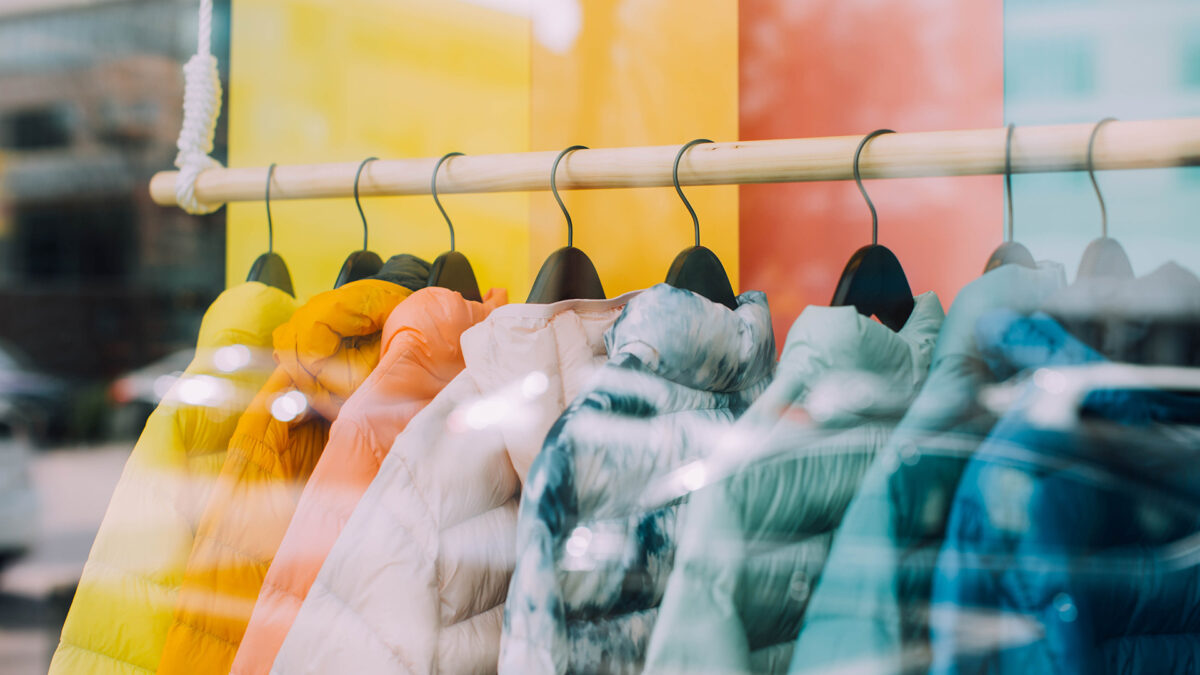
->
[379, 287, 507, 357]
[461, 291, 640, 395]
[932, 260, 1067, 364]
[1043, 262, 1200, 323]
[770, 291, 944, 423]
[272, 279, 414, 421]
[197, 281, 297, 350]
[458, 291, 639, 481]
[603, 284, 777, 393]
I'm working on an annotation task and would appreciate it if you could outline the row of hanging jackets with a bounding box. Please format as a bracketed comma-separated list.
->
[49, 248, 1200, 675]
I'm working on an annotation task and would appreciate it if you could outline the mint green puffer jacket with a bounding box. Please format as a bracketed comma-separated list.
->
[789, 262, 1066, 675]
[643, 292, 944, 675]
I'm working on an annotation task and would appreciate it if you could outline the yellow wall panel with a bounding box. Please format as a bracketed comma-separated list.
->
[228, 0, 739, 302]
[529, 0, 740, 297]
[227, 0, 531, 302]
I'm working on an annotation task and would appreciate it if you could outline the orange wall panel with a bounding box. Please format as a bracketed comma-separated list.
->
[739, 0, 1005, 343]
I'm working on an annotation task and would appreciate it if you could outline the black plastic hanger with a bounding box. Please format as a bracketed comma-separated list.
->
[526, 145, 606, 303]
[664, 139, 737, 310]
[1077, 117, 1133, 279]
[246, 162, 295, 296]
[425, 152, 483, 302]
[334, 157, 385, 288]
[984, 124, 1037, 273]
[830, 129, 915, 332]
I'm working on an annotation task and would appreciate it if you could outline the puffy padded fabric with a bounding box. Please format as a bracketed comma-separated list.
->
[644, 292, 944, 675]
[270, 292, 637, 675]
[930, 310, 1200, 675]
[156, 279, 415, 675]
[48, 282, 296, 675]
[788, 262, 1067, 675]
[499, 284, 779, 675]
[231, 287, 506, 675]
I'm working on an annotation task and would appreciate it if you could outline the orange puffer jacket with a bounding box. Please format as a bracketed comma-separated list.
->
[230, 286, 506, 675]
[156, 278, 415, 675]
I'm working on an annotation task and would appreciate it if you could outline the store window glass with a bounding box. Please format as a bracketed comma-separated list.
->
[1005, 0, 1200, 277]
[0, 2, 229, 671]
[1006, 36, 1097, 100]
[3, 2, 1200, 674]
[1183, 28, 1200, 89]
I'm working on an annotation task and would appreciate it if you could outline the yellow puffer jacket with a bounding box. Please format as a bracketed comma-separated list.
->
[48, 281, 298, 675]
[155, 278, 414, 675]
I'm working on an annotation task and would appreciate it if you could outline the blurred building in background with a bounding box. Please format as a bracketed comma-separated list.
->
[0, 4, 229, 672]
[0, 0, 225, 401]
[0, 0, 228, 443]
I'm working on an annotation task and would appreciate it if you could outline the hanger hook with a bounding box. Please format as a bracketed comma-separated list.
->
[853, 129, 895, 245]
[353, 157, 378, 251]
[432, 152, 465, 251]
[1087, 117, 1117, 238]
[1004, 124, 1015, 243]
[551, 145, 588, 248]
[673, 139, 713, 247]
[264, 163, 277, 254]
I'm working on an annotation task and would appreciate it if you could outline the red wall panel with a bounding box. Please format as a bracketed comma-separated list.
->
[739, 0, 1005, 345]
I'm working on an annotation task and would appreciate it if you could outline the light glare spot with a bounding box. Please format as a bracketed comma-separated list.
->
[533, 0, 582, 54]
[1033, 368, 1068, 394]
[153, 374, 178, 400]
[679, 463, 707, 493]
[522, 371, 549, 399]
[178, 375, 219, 406]
[214, 344, 252, 373]
[565, 526, 591, 558]
[270, 390, 308, 422]
[1053, 593, 1077, 622]
[465, 399, 508, 431]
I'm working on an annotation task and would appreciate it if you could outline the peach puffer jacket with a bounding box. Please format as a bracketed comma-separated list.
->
[231, 286, 506, 675]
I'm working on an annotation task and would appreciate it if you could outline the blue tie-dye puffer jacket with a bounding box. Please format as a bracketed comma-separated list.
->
[930, 310, 1200, 675]
[499, 283, 777, 675]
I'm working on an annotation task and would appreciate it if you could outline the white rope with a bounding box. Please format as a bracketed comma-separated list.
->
[174, 0, 224, 214]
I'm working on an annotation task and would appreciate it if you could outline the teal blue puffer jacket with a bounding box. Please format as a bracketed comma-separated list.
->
[499, 284, 778, 675]
[643, 291, 944, 675]
[789, 262, 1066, 675]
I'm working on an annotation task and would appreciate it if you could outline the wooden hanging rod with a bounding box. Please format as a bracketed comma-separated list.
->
[149, 118, 1200, 208]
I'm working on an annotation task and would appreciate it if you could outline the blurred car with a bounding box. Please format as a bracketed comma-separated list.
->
[0, 339, 71, 447]
[108, 349, 195, 439]
[0, 399, 38, 559]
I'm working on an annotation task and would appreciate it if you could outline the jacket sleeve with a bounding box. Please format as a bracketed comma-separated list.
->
[789, 356, 1001, 675]
[271, 373, 516, 675]
[236, 291, 485, 675]
[786, 448, 909, 675]
[157, 377, 329, 675]
[641, 482, 752, 675]
[49, 402, 219, 675]
[501, 356, 766, 675]
[497, 421, 575, 675]
[646, 417, 889, 673]
[231, 419, 376, 675]
[930, 425, 1106, 675]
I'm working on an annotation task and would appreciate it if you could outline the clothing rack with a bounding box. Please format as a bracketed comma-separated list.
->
[149, 118, 1200, 208]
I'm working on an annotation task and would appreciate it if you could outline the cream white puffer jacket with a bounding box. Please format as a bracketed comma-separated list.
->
[269, 293, 636, 675]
